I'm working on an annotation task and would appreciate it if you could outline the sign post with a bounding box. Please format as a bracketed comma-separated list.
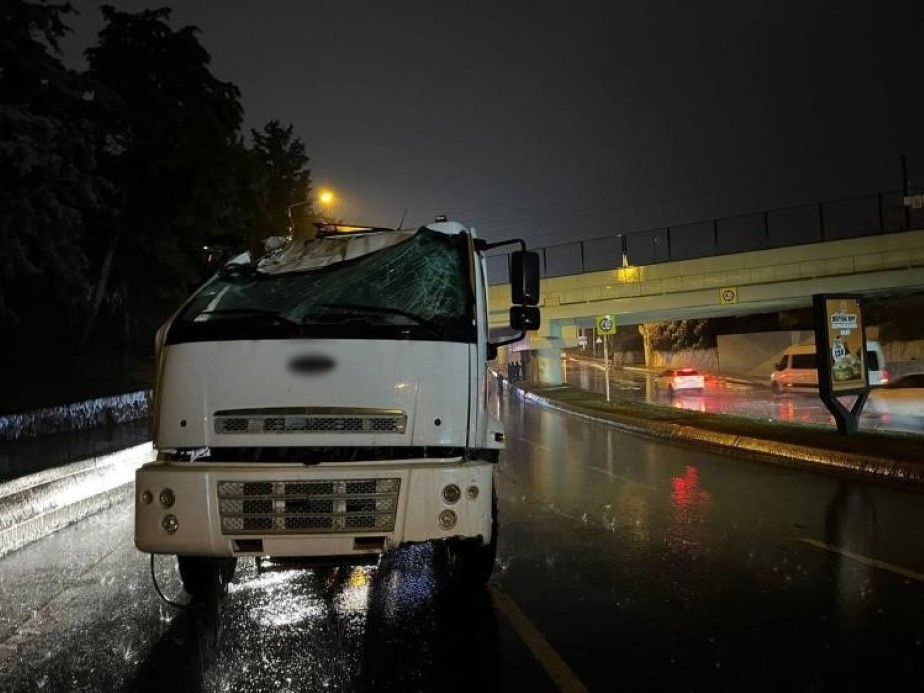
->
[595, 315, 617, 402]
[812, 294, 869, 434]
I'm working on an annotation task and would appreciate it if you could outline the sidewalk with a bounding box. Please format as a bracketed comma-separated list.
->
[500, 376, 924, 491]
[0, 420, 151, 485]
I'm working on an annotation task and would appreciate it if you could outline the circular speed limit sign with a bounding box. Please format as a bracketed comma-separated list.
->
[595, 314, 617, 334]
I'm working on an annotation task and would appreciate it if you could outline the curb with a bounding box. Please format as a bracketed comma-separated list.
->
[0, 442, 154, 558]
[512, 385, 924, 491]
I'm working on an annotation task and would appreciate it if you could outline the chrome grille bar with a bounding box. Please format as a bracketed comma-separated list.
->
[213, 407, 406, 435]
[217, 478, 401, 535]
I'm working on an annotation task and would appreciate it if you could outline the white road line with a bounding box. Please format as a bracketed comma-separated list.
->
[800, 538, 924, 584]
[517, 436, 551, 452]
[490, 587, 590, 693]
[588, 466, 655, 489]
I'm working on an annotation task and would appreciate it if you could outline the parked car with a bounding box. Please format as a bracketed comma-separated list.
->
[865, 340, 890, 385]
[864, 373, 924, 418]
[655, 368, 705, 395]
[770, 340, 888, 393]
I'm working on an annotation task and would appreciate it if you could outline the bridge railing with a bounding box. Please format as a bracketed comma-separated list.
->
[486, 189, 924, 284]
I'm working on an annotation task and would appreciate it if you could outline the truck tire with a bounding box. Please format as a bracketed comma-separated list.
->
[177, 556, 237, 601]
[449, 489, 498, 588]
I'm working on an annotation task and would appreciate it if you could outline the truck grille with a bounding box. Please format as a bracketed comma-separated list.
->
[217, 478, 400, 535]
[214, 407, 406, 435]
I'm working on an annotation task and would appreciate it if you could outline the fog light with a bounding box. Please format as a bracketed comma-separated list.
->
[466, 485, 479, 500]
[438, 509, 457, 530]
[159, 488, 175, 508]
[162, 514, 179, 534]
[140, 490, 153, 505]
[442, 484, 461, 504]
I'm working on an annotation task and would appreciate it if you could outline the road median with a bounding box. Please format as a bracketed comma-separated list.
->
[510, 381, 924, 490]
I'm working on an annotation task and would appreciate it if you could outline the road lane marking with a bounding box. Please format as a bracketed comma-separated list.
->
[490, 586, 589, 693]
[800, 538, 924, 584]
[517, 436, 551, 452]
[588, 466, 655, 489]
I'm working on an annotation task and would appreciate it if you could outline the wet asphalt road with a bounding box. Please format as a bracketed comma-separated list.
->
[563, 358, 924, 434]
[1, 385, 923, 691]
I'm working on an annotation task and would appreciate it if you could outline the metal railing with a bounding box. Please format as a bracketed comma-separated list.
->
[486, 190, 924, 284]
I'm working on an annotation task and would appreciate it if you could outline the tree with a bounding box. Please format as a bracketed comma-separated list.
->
[640, 319, 716, 352]
[82, 5, 245, 348]
[0, 0, 105, 362]
[246, 119, 313, 244]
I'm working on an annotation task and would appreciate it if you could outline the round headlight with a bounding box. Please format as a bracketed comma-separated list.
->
[162, 514, 179, 534]
[442, 484, 461, 504]
[159, 488, 175, 508]
[466, 485, 479, 500]
[438, 509, 457, 530]
[140, 490, 153, 505]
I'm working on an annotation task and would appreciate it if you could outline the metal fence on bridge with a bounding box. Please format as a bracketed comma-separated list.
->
[485, 190, 924, 285]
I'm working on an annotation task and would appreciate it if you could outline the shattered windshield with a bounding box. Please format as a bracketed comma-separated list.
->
[170, 228, 474, 343]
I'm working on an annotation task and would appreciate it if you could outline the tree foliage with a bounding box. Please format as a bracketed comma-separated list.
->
[641, 319, 716, 351]
[83, 5, 246, 344]
[0, 0, 104, 354]
[0, 3, 316, 375]
[247, 119, 313, 243]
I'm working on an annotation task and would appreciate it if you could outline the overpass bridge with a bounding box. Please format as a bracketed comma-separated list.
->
[488, 228, 924, 334]
[487, 223, 924, 383]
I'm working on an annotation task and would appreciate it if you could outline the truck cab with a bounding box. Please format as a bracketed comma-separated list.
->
[135, 219, 539, 598]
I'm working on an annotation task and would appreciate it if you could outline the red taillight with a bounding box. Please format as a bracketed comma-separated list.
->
[880, 368, 890, 384]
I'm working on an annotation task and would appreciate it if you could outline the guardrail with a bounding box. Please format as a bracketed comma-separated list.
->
[487, 189, 924, 284]
[0, 390, 151, 442]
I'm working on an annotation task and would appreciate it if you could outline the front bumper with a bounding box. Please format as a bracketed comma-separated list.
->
[134, 459, 493, 558]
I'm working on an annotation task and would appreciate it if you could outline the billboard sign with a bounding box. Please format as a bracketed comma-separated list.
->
[815, 295, 868, 395]
[812, 294, 871, 434]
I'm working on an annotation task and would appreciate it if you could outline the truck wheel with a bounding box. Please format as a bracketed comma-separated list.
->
[177, 556, 237, 601]
[449, 490, 498, 588]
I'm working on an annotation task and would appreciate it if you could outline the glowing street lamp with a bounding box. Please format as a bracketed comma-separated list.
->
[318, 189, 335, 207]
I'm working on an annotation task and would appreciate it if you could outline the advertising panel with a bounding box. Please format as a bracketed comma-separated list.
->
[812, 293, 870, 434]
[823, 297, 867, 393]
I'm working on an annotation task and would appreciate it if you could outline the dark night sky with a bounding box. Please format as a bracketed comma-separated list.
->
[65, 0, 924, 248]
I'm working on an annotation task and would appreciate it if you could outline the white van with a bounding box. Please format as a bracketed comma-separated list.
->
[770, 341, 889, 393]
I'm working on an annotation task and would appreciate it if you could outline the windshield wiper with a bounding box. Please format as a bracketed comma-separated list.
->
[191, 308, 300, 327]
[311, 303, 443, 334]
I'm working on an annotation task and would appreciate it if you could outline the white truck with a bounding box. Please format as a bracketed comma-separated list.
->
[135, 218, 540, 599]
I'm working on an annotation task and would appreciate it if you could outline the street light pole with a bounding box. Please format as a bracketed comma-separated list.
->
[286, 200, 313, 237]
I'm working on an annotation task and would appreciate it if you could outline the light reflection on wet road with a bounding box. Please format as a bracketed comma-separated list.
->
[562, 358, 924, 434]
[1, 383, 923, 691]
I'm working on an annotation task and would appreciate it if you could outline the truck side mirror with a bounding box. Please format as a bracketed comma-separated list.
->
[510, 251, 540, 305]
[510, 306, 541, 331]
